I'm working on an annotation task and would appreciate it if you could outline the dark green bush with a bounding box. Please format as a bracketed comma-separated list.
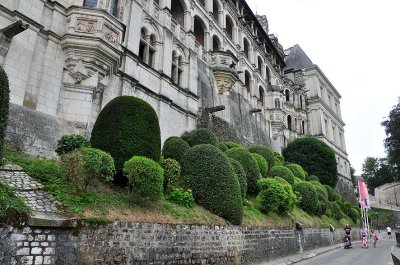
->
[273, 152, 284, 165]
[256, 178, 296, 214]
[55, 134, 90, 156]
[161, 158, 181, 192]
[285, 164, 306, 180]
[123, 156, 164, 202]
[0, 66, 9, 166]
[90, 96, 161, 184]
[162, 137, 190, 163]
[294, 177, 303, 186]
[184, 128, 218, 147]
[252, 153, 268, 178]
[348, 207, 359, 223]
[218, 142, 228, 152]
[166, 188, 195, 208]
[283, 137, 338, 188]
[307, 175, 320, 181]
[181, 144, 243, 225]
[229, 158, 247, 199]
[317, 192, 328, 216]
[225, 148, 260, 194]
[332, 201, 344, 220]
[308, 181, 328, 199]
[60, 147, 115, 192]
[248, 145, 277, 170]
[269, 166, 295, 186]
[225, 141, 243, 149]
[295, 181, 319, 215]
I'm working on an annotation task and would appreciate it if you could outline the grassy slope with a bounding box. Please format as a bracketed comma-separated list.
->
[5, 149, 354, 227]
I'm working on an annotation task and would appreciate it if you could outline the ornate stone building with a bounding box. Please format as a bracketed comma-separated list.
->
[0, 0, 351, 190]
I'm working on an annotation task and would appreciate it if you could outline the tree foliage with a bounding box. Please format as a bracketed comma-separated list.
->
[361, 157, 394, 194]
[382, 98, 400, 180]
[283, 137, 338, 188]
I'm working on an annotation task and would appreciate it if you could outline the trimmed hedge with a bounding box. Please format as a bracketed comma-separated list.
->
[308, 181, 328, 199]
[269, 166, 295, 186]
[162, 137, 190, 163]
[225, 141, 242, 149]
[256, 178, 296, 214]
[218, 142, 228, 152]
[332, 201, 344, 220]
[184, 128, 218, 147]
[295, 181, 319, 215]
[225, 148, 260, 194]
[161, 158, 181, 192]
[348, 207, 359, 223]
[0, 66, 9, 166]
[229, 158, 247, 199]
[252, 153, 268, 178]
[181, 144, 243, 225]
[273, 152, 284, 165]
[60, 147, 115, 192]
[285, 164, 306, 180]
[123, 156, 164, 202]
[55, 134, 90, 156]
[248, 145, 276, 170]
[90, 96, 161, 184]
[283, 137, 338, 188]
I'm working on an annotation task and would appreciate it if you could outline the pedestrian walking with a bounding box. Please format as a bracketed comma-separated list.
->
[387, 226, 392, 239]
[361, 226, 368, 248]
[370, 228, 378, 248]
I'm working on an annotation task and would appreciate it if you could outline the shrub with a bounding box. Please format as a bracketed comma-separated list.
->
[91, 96, 161, 184]
[248, 145, 276, 170]
[294, 177, 303, 186]
[55, 134, 90, 156]
[185, 128, 218, 147]
[295, 181, 319, 215]
[283, 137, 338, 188]
[124, 156, 164, 202]
[285, 164, 306, 180]
[225, 148, 260, 194]
[218, 142, 228, 152]
[269, 166, 295, 186]
[317, 192, 328, 216]
[256, 178, 296, 214]
[162, 137, 190, 163]
[161, 158, 181, 192]
[166, 188, 195, 208]
[307, 175, 320, 181]
[332, 201, 344, 220]
[348, 207, 359, 223]
[342, 201, 352, 216]
[60, 147, 115, 192]
[273, 152, 284, 165]
[252, 153, 268, 178]
[0, 183, 29, 224]
[0, 66, 9, 165]
[229, 158, 247, 199]
[308, 181, 328, 199]
[181, 144, 243, 225]
[225, 141, 242, 149]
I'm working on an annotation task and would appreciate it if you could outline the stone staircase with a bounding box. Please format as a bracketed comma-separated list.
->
[0, 161, 77, 227]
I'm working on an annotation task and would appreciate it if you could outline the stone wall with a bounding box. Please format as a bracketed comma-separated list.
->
[0, 222, 346, 265]
[375, 182, 400, 207]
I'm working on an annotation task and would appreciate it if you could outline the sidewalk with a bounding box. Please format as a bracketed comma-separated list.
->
[255, 243, 343, 265]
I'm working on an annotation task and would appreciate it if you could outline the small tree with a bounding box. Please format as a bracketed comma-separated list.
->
[0, 66, 9, 165]
[55, 134, 90, 156]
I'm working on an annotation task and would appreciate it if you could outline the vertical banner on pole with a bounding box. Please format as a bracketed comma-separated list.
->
[358, 179, 370, 231]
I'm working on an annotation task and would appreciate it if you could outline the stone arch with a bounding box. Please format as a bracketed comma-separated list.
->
[193, 15, 207, 46]
[171, 0, 188, 27]
[287, 115, 292, 131]
[212, 0, 222, 22]
[244, 70, 251, 91]
[212, 35, 221, 51]
[259, 86, 265, 105]
[243, 37, 250, 59]
[257, 56, 263, 76]
[225, 15, 235, 40]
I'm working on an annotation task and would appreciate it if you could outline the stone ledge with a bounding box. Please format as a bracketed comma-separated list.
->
[28, 211, 78, 228]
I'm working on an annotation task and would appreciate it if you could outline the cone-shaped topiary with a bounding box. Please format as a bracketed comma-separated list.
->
[181, 144, 243, 225]
[162, 136, 190, 163]
[91, 96, 161, 184]
[269, 166, 295, 186]
[184, 128, 218, 147]
[229, 158, 247, 199]
[0, 66, 9, 166]
[225, 147, 260, 194]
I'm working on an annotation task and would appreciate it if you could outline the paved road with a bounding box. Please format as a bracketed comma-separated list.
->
[296, 237, 396, 265]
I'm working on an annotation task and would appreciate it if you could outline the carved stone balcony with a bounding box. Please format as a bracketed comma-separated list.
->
[210, 51, 239, 95]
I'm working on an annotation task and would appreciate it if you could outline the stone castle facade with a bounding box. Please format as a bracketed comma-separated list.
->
[0, 0, 352, 190]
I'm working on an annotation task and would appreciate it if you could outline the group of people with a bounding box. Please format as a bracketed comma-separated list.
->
[343, 224, 393, 248]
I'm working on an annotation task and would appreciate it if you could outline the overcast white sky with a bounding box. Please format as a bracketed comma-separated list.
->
[246, 0, 400, 175]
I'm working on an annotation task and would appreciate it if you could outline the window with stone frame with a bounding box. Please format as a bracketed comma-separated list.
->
[194, 17, 205, 46]
[226, 16, 234, 40]
[259, 86, 264, 105]
[257, 56, 263, 76]
[300, 95, 303, 109]
[285, 89, 290, 102]
[301, 120, 305, 134]
[212, 36, 220, 51]
[213, 0, 220, 22]
[243, 38, 250, 59]
[275, 99, 281, 109]
[171, 52, 184, 86]
[110, 0, 119, 17]
[287, 115, 292, 131]
[244, 71, 251, 91]
[139, 28, 157, 67]
[83, 0, 119, 17]
[171, 0, 185, 27]
[83, 0, 97, 8]
[265, 66, 271, 84]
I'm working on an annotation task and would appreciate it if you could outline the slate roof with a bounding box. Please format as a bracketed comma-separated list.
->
[283, 44, 314, 72]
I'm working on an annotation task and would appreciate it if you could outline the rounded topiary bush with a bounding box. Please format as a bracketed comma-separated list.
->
[273, 152, 284, 165]
[229, 158, 247, 199]
[184, 128, 218, 147]
[348, 207, 359, 223]
[248, 145, 276, 170]
[0, 66, 9, 165]
[256, 178, 296, 214]
[285, 164, 306, 180]
[283, 137, 338, 188]
[317, 192, 328, 216]
[331, 201, 344, 220]
[161, 158, 181, 192]
[162, 136, 190, 163]
[225, 141, 242, 149]
[90, 96, 161, 184]
[307, 175, 320, 181]
[181, 144, 243, 225]
[218, 142, 228, 152]
[225, 148, 260, 194]
[252, 153, 268, 178]
[295, 181, 319, 215]
[269, 166, 295, 186]
[123, 156, 164, 202]
[308, 181, 328, 199]
[55, 134, 90, 156]
[294, 177, 303, 186]
[60, 147, 115, 192]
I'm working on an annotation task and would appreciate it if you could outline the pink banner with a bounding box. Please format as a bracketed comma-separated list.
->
[358, 179, 367, 199]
